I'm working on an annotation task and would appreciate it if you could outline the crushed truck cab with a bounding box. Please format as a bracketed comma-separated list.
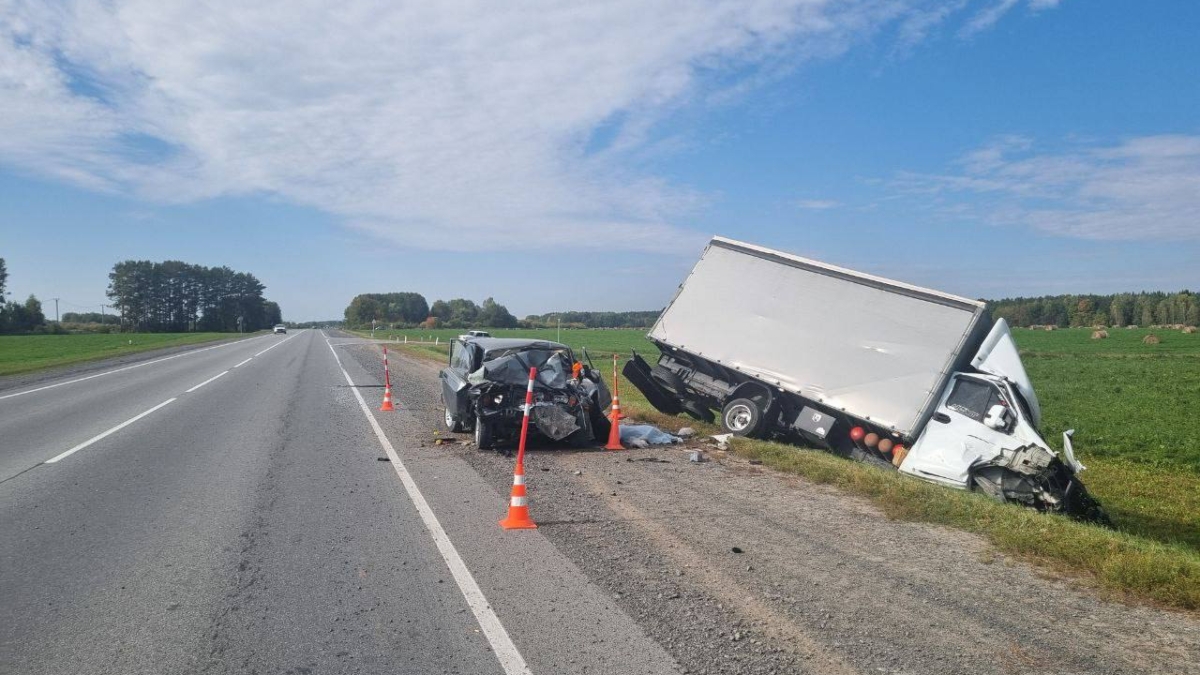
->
[627, 237, 1107, 521]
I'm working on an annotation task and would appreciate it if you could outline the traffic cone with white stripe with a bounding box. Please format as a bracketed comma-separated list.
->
[605, 395, 624, 451]
[500, 366, 538, 530]
[379, 346, 397, 411]
[499, 463, 537, 529]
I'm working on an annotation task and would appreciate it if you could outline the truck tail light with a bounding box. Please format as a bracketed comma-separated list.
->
[863, 433, 879, 448]
[877, 438, 894, 455]
[850, 426, 865, 442]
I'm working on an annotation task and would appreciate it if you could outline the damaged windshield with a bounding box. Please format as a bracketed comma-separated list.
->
[469, 348, 575, 389]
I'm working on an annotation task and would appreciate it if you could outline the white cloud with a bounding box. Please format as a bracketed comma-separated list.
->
[960, 0, 1061, 38]
[891, 135, 1200, 240]
[796, 198, 840, 210]
[1, 1, 1051, 252]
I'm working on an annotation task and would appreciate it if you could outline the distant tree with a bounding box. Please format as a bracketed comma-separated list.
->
[0, 257, 7, 298]
[429, 300, 451, 322]
[476, 297, 518, 328]
[422, 316, 440, 329]
[446, 298, 480, 327]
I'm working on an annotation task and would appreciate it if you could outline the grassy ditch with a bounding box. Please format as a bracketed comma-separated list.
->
[0, 332, 247, 377]
[366, 327, 1200, 610]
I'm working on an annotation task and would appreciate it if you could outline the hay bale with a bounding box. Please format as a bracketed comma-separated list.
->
[1143, 334, 1161, 345]
[1126, 325, 1138, 329]
[1044, 325, 1056, 331]
[1091, 330, 1108, 340]
[1184, 326, 1197, 334]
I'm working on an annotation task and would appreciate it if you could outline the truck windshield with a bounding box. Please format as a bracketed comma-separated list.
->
[945, 377, 1007, 424]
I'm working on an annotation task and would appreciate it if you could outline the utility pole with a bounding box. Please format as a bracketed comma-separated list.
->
[557, 315, 561, 343]
[52, 298, 60, 322]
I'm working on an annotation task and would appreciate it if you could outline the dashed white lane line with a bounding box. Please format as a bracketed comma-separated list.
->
[45, 398, 177, 464]
[254, 332, 298, 357]
[184, 370, 229, 393]
[0, 334, 273, 402]
[234, 358, 253, 368]
[324, 337, 533, 675]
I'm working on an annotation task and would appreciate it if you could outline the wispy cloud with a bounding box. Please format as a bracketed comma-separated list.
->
[891, 135, 1200, 240]
[796, 199, 840, 210]
[960, 0, 1061, 38]
[1, 1, 1054, 252]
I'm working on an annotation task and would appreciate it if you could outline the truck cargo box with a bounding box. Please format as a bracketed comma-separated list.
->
[649, 237, 990, 438]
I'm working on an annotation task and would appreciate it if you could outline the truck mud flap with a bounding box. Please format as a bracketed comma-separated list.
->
[623, 353, 684, 416]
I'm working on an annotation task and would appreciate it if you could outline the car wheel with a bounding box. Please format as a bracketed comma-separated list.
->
[474, 414, 494, 450]
[721, 398, 765, 438]
[444, 407, 464, 433]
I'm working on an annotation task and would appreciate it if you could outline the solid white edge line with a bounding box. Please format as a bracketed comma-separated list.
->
[185, 370, 228, 393]
[324, 337, 533, 675]
[234, 358, 253, 368]
[254, 331, 299, 357]
[0, 333, 277, 401]
[45, 398, 177, 464]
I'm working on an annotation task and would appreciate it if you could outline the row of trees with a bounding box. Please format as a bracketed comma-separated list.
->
[343, 293, 519, 329]
[989, 291, 1198, 328]
[521, 310, 661, 329]
[0, 257, 50, 334]
[107, 260, 281, 332]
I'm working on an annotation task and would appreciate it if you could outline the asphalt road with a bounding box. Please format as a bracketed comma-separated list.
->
[0, 330, 678, 675]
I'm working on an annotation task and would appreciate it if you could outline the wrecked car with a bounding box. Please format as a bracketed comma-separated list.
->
[440, 337, 612, 451]
[625, 236, 1108, 522]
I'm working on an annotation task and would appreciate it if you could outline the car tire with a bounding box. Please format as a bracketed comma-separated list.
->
[721, 398, 765, 438]
[444, 407, 464, 433]
[474, 414, 494, 450]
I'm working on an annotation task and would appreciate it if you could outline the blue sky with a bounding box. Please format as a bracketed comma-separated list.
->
[1, 1, 1197, 321]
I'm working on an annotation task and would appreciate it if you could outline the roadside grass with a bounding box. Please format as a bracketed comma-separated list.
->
[357, 325, 1200, 609]
[0, 332, 244, 377]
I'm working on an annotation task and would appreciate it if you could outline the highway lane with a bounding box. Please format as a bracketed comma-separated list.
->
[0, 331, 287, 482]
[0, 329, 678, 674]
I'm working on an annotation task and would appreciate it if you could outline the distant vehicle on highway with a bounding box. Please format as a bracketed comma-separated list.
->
[440, 336, 611, 451]
[273, 325, 287, 334]
[457, 329, 491, 340]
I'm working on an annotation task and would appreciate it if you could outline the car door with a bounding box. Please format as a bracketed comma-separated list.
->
[440, 340, 474, 418]
[900, 375, 1016, 488]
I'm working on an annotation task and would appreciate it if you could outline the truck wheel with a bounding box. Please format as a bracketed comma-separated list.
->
[721, 398, 765, 437]
[444, 407, 465, 433]
[474, 414, 494, 450]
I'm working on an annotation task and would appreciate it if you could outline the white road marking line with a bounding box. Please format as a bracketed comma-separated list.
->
[254, 331, 299, 357]
[45, 398, 177, 464]
[325, 338, 533, 675]
[234, 358, 253, 368]
[185, 370, 228, 393]
[0, 334, 274, 402]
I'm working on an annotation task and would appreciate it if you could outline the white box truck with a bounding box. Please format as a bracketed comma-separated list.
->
[625, 236, 1106, 519]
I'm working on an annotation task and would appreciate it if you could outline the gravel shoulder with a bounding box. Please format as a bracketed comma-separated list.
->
[357, 337, 1200, 675]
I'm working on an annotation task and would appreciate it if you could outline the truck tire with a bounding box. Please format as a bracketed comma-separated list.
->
[444, 407, 465, 433]
[474, 414, 495, 450]
[721, 398, 766, 438]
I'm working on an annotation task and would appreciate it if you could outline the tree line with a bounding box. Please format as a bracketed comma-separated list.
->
[521, 310, 661, 328]
[107, 260, 282, 332]
[0, 257, 50, 334]
[344, 293, 518, 328]
[989, 291, 1198, 328]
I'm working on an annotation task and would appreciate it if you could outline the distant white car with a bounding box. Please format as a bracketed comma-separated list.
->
[273, 325, 287, 334]
[457, 330, 491, 340]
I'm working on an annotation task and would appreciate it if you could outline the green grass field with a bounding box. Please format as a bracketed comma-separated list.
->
[367, 324, 1200, 609]
[0, 332, 246, 376]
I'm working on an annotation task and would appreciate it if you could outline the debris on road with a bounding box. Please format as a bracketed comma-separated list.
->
[619, 424, 681, 446]
[677, 426, 696, 438]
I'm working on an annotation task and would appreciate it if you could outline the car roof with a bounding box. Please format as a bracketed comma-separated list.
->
[465, 337, 569, 352]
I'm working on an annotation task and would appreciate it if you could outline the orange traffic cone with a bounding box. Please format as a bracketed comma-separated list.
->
[605, 396, 624, 451]
[499, 464, 537, 529]
[379, 385, 396, 411]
